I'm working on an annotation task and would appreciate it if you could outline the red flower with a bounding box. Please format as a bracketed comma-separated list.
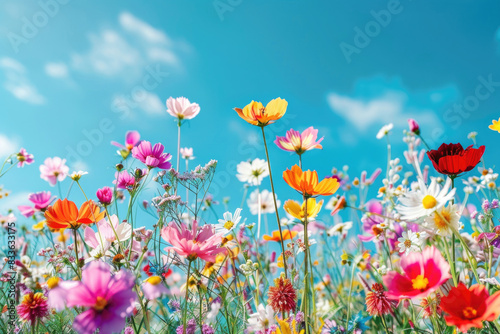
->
[440, 283, 500, 332]
[365, 283, 396, 316]
[268, 276, 297, 314]
[427, 143, 485, 177]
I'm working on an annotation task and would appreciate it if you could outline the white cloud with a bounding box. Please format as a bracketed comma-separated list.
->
[112, 91, 164, 117]
[0, 133, 18, 158]
[326, 76, 446, 133]
[327, 91, 406, 131]
[70, 160, 89, 173]
[119, 12, 170, 45]
[0, 57, 45, 105]
[71, 12, 185, 81]
[71, 30, 142, 78]
[45, 62, 69, 78]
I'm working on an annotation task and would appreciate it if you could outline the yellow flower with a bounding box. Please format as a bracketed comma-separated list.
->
[489, 118, 500, 133]
[32, 220, 46, 231]
[274, 318, 305, 334]
[283, 198, 323, 222]
[202, 254, 226, 277]
[234, 98, 287, 127]
[340, 250, 351, 265]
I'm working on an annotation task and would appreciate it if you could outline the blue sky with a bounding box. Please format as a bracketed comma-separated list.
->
[1, 0, 500, 230]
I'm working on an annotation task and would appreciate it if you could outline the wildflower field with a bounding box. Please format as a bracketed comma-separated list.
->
[2, 95, 500, 334]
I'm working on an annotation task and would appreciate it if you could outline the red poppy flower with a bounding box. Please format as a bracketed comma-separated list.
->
[427, 143, 485, 177]
[440, 283, 500, 332]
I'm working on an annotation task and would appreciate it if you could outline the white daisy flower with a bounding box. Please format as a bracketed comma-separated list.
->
[236, 158, 269, 186]
[214, 208, 242, 235]
[396, 177, 456, 221]
[326, 221, 353, 237]
[247, 189, 280, 215]
[70, 170, 88, 181]
[424, 203, 460, 237]
[376, 123, 393, 139]
[397, 231, 421, 255]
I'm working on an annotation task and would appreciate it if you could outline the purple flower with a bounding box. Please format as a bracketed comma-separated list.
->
[65, 262, 137, 334]
[17, 191, 55, 218]
[176, 319, 197, 334]
[132, 141, 172, 169]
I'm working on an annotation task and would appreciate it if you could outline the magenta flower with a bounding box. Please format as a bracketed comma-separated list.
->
[166, 97, 200, 120]
[65, 261, 137, 334]
[132, 141, 172, 169]
[384, 246, 451, 300]
[113, 171, 136, 190]
[16, 148, 34, 167]
[161, 220, 225, 262]
[111, 130, 140, 151]
[39, 157, 69, 186]
[274, 126, 323, 155]
[96, 186, 113, 206]
[408, 119, 420, 134]
[18, 191, 55, 218]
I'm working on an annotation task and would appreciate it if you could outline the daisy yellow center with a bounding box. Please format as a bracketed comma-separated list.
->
[462, 306, 478, 319]
[434, 210, 451, 230]
[411, 275, 429, 290]
[422, 195, 438, 209]
[224, 221, 234, 230]
[404, 239, 412, 248]
[146, 276, 162, 285]
[47, 277, 59, 290]
[94, 296, 107, 311]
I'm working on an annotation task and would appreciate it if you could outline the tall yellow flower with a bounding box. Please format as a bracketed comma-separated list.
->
[489, 118, 500, 133]
[273, 317, 305, 334]
[284, 198, 323, 222]
[234, 98, 287, 127]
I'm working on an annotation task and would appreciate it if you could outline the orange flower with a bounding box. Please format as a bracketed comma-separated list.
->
[283, 165, 339, 198]
[234, 98, 287, 127]
[263, 230, 297, 242]
[44, 199, 105, 230]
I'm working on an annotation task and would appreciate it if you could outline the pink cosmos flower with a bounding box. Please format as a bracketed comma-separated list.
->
[18, 191, 55, 218]
[113, 170, 136, 189]
[161, 220, 225, 262]
[46, 277, 79, 311]
[16, 148, 34, 167]
[142, 276, 169, 300]
[39, 157, 69, 186]
[166, 96, 200, 120]
[132, 141, 172, 169]
[111, 130, 140, 151]
[96, 186, 113, 206]
[384, 246, 451, 300]
[274, 127, 323, 155]
[65, 261, 137, 334]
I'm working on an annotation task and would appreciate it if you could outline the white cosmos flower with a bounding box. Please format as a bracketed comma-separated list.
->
[236, 158, 269, 186]
[247, 304, 276, 332]
[396, 177, 456, 221]
[376, 123, 393, 139]
[70, 170, 88, 181]
[83, 214, 132, 261]
[397, 231, 421, 255]
[214, 208, 242, 235]
[247, 189, 280, 215]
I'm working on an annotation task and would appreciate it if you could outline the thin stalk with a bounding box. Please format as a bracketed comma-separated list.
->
[260, 126, 287, 278]
[345, 263, 356, 330]
[182, 260, 192, 334]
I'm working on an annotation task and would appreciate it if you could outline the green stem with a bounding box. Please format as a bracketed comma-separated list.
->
[261, 126, 287, 278]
